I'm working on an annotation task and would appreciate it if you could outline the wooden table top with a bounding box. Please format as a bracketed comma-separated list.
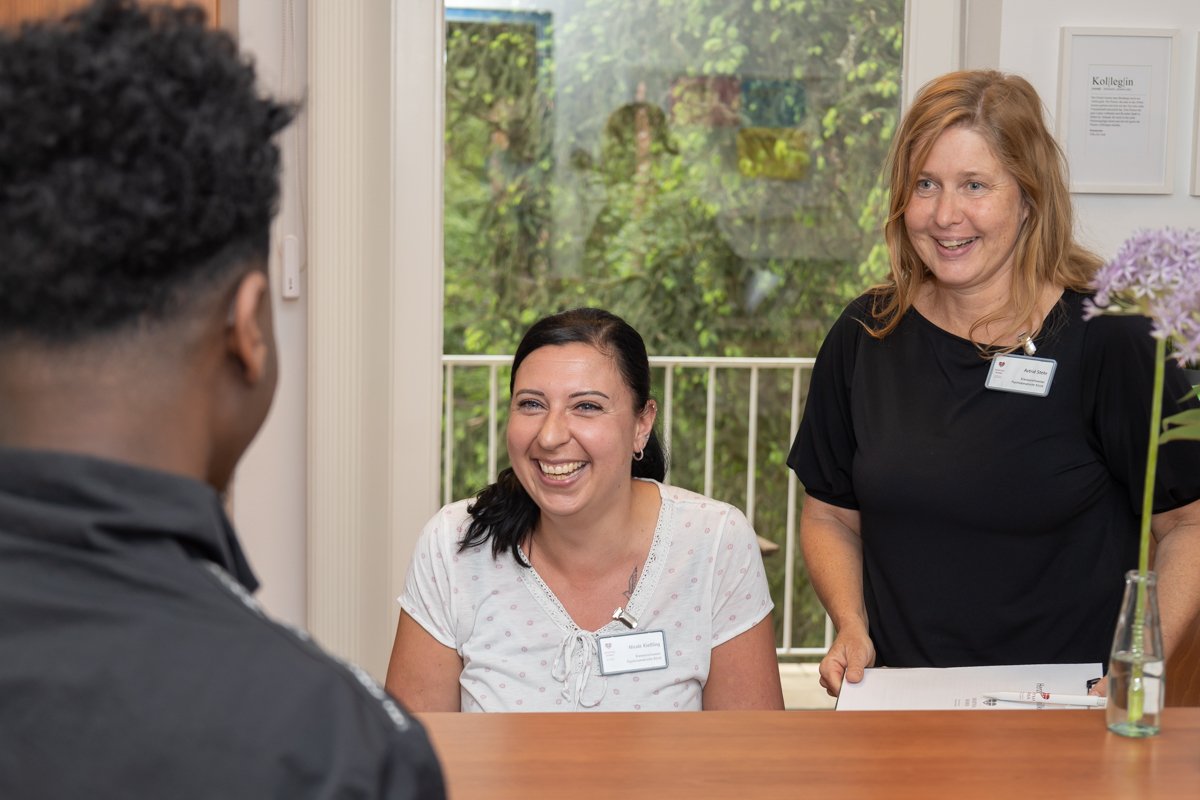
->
[418, 708, 1200, 799]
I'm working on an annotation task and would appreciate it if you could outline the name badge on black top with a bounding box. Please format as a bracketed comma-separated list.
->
[985, 354, 1057, 397]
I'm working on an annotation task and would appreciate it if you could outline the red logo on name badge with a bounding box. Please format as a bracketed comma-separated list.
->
[998, 360, 1006, 367]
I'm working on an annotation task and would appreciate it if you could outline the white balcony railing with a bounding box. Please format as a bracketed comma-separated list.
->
[442, 354, 832, 658]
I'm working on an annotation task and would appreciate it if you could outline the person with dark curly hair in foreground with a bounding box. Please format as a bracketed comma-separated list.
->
[0, 2, 444, 797]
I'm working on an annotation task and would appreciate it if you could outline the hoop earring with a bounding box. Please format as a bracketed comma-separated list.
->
[633, 449, 645, 462]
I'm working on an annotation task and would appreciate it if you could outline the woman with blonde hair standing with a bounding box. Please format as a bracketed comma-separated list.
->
[789, 70, 1200, 697]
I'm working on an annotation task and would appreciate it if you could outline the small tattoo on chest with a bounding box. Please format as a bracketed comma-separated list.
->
[623, 566, 638, 600]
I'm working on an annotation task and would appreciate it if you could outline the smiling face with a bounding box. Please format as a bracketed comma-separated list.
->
[904, 125, 1029, 297]
[506, 342, 656, 525]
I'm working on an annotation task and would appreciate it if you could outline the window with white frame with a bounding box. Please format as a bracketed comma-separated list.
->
[440, 0, 905, 656]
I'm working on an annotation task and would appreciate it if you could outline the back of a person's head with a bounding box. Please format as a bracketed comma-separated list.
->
[0, 0, 295, 344]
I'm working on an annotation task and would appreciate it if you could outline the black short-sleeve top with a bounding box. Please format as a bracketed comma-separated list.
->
[787, 289, 1200, 668]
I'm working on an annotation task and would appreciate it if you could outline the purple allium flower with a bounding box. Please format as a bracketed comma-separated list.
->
[1087, 229, 1199, 725]
[1088, 227, 1200, 365]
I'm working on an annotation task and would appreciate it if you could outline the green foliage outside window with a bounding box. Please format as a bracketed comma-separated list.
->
[443, 0, 904, 653]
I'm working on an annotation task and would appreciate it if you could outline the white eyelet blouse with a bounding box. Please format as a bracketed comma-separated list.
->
[398, 480, 773, 712]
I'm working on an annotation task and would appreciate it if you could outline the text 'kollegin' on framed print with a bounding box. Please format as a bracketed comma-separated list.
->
[1057, 27, 1179, 194]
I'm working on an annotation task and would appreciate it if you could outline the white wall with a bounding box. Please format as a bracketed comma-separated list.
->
[995, 0, 1200, 258]
[905, 0, 964, 107]
[230, 0, 309, 630]
[228, 0, 444, 683]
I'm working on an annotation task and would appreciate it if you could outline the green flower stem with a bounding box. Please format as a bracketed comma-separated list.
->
[1139, 337, 1165, 577]
[1128, 336, 1166, 724]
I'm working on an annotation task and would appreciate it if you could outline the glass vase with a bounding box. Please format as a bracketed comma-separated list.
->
[1106, 570, 1165, 737]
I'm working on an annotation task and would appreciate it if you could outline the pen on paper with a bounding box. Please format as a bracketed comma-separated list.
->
[982, 692, 1106, 708]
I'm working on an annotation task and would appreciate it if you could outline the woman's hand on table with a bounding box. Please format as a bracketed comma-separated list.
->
[818, 628, 875, 698]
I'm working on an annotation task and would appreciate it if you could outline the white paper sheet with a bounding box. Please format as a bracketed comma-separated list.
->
[835, 663, 1103, 711]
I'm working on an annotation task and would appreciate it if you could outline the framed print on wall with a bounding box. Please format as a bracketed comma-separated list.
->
[1193, 33, 1200, 196]
[1057, 27, 1179, 194]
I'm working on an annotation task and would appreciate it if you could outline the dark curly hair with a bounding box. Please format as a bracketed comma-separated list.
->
[0, 0, 296, 342]
[460, 308, 668, 564]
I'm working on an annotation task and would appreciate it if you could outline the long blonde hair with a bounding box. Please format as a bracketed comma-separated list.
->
[869, 70, 1102, 345]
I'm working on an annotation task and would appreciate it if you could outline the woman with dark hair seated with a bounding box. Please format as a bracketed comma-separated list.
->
[386, 308, 784, 711]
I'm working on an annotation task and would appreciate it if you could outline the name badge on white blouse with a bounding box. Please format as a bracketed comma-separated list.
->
[985, 354, 1057, 397]
[597, 630, 669, 675]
